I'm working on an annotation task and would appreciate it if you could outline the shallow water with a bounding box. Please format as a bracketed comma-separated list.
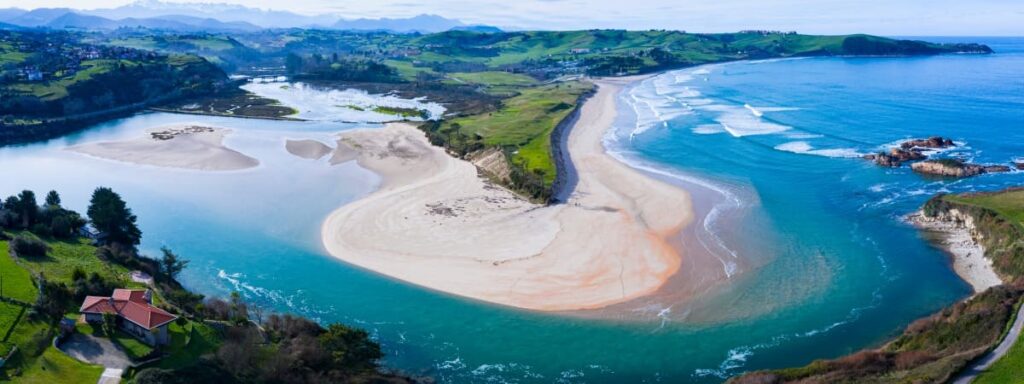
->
[3, 38, 1023, 383]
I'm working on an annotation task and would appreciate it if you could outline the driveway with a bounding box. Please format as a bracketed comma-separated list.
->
[58, 333, 131, 369]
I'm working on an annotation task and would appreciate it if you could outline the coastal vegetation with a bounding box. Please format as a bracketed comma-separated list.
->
[0, 30, 229, 146]
[423, 81, 593, 200]
[0, 187, 414, 383]
[731, 188, 1024, 383]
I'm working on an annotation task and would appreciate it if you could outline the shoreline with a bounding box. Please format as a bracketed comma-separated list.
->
[907, 210, 1003, 293]
[319, 76, 732, 312]
[66, 123, 260, 171]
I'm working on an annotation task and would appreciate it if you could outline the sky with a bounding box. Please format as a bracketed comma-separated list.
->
[6, 0, 1024, 35]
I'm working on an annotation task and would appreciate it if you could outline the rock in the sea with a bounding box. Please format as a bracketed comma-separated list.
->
[911, 159, 1006, 178]
[865, 137, 955, 168]
[1015, 162, 1024, 170]
[983, 165, 1012, 173]
[864, 148, 927, 167]
[900, 136, 955, 150]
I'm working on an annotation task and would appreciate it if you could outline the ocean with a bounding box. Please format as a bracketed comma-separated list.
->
[2, 37, 1022, 383]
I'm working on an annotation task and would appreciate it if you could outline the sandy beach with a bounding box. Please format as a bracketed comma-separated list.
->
[321, 78, 712, 311]
[68, 124, 259, 171]
[909, 211, 1003, 293]
[286, 139, 333, 160]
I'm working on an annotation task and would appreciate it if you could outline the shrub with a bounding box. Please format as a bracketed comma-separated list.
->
[10, 234, 48, 258]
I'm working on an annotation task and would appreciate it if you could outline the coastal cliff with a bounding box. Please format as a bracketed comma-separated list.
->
[922, 191, 1024, 279]
[730, 189, 1024, 384]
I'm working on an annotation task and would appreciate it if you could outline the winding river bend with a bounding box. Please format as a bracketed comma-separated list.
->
[3, 37, 1023, 383]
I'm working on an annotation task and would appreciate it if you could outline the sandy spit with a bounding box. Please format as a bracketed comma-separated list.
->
[285, 139, 333, 160]
[68, 124, 258, 171]
[320, 78, 703, 311]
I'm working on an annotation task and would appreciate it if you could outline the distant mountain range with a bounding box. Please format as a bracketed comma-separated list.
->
[0, 0, 502, 33]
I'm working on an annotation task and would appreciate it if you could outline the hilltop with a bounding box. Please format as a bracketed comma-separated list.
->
[0, 30, 228, 145]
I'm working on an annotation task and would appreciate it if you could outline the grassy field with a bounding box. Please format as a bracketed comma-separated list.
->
[976, 330, 1024, 383]
[0, 241, 39, 303]
[383, 59, 437, 81]
[945, 189, 1024, 231]
[154, 321, 221, 370]
[5, 348, 103, 384]
[445, 81, 593, 186]
[112, 330, 155, 360]
[447, 71, 538, 86]
[14, 234, 131, 284]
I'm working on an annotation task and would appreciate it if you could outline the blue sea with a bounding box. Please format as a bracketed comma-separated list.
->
[2, 37, 1022, 383]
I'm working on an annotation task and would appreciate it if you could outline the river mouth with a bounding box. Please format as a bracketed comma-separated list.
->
[4, 41, 1024, 383]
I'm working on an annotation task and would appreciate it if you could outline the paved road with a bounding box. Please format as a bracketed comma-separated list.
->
[952, 302, 1024, 383]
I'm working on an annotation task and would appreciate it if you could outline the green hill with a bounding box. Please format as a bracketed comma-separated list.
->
[0, 30, 228, 146]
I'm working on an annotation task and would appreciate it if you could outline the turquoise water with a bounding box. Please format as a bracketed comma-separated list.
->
[3, 37, 1023, 383]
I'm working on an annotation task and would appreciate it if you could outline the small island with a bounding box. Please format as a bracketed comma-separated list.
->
[67, 124, 259, 171]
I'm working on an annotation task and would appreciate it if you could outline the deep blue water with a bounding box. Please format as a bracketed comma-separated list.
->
[2, 37, 1022, 383]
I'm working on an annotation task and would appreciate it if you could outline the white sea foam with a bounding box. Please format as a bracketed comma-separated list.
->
[785, 132, 824, 139]
[713, 109, 792, 137]
[604, 116, 745, 279]
[692, 124, 725, 135]
[775, 141, 863, 158]
[744, 103, 764, 117]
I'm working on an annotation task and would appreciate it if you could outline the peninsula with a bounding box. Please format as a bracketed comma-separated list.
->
[320, 78, 729, 311]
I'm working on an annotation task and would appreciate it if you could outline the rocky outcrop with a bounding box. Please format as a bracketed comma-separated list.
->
[1015, 162, 1024, 171]
[911, 159, 1012, 178]
[864, 148, 926, 167]
[864, 136, 955, 167]
[900, 136, 955, 150]
[984, 165, 1012, 173]
[912, 159, 984, 177]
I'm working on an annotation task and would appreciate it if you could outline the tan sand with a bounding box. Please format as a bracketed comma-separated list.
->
[909, 211, 1003, 293]
[68, 124, 258, 171]
[321, 79, 701, 311]
[285, 139, 333, 160]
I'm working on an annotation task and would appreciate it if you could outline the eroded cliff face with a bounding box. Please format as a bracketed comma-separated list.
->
[924, 194, 1024, 280]
[468, 147, 513, 183]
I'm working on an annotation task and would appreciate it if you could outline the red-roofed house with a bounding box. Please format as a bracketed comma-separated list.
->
[80, 289, 177, 346]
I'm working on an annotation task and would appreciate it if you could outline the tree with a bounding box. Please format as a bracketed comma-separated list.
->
[16, 190, 37, 228]
[318, 323, 383, 372]
[160, 247, 189, 280]
[285, 53, 303, 74]
[44, 190, 61, 207]
[87, 187, 141, 246]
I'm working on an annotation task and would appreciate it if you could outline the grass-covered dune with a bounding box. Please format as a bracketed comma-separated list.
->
[421, 81, 594, 201]
[730, 189, 1024, 384]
